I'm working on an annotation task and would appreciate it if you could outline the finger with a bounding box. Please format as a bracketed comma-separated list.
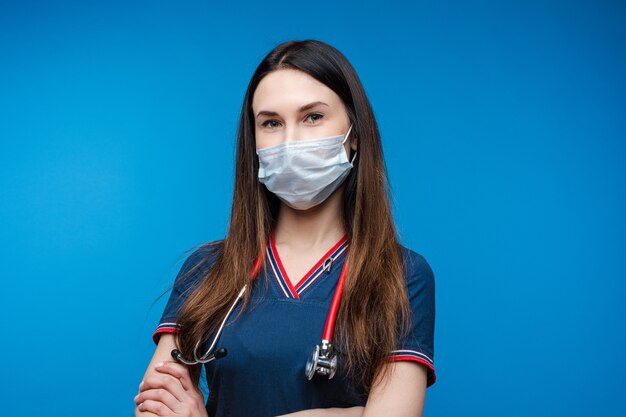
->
[155, 362, 205, 405]
[137, 399, 174, 416]
[140, 373, 187, 403]
[134, 387, 179, 413]
[153, 361, 195, 392]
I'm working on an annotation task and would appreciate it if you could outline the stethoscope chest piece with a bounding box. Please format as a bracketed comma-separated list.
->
[305, 341, 337, 380]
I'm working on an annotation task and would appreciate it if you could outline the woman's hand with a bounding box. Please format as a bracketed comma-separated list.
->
[134, 361, 208, 417]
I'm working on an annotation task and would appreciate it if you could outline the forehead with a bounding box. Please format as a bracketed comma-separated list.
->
[252, 68, 340, 112]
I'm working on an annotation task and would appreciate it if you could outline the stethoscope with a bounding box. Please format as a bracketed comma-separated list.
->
[171, 247, 349, 381]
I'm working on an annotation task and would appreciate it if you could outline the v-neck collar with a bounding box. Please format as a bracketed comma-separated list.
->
[266, 231, 349, 299]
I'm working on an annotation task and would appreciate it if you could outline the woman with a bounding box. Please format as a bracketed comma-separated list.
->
[134, 39, 436, 417]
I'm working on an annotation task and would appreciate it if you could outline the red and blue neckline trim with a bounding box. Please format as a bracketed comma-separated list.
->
[266, 231, 349, 299]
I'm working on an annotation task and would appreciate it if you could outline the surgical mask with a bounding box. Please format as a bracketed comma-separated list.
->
[256, 124, 356, 210]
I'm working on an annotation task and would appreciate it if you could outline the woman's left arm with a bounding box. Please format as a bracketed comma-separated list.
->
[361, 361, 428, 417]
[277, 361, 428, 417]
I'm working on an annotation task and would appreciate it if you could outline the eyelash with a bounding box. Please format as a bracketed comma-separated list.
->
[261, 112, 324, 128]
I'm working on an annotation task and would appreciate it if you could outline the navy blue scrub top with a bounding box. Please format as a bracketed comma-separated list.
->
[153, 234, 436, 417]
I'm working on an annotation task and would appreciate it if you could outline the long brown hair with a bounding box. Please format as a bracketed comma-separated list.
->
[175, 39, 411, 394]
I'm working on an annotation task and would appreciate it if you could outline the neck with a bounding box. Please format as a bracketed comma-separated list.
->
[274, 184, 346, 249]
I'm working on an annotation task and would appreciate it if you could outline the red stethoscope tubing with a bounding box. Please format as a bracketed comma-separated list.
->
[250, 255, 263, 280]
[249, 247, 348, 343]
[322, 257, 348, 341]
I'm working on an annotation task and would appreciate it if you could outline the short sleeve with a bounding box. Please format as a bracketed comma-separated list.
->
[386, 247, 437, 387]
[152, 242, 221, 345]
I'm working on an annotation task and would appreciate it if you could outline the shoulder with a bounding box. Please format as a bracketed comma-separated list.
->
[171, 239, 224, 294]
[398, 244, 435, 287]
[179, 239, 224, 270]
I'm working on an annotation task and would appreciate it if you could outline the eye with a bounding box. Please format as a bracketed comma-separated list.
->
[261, 119, 282, 128]
[304, 113, 324, 123]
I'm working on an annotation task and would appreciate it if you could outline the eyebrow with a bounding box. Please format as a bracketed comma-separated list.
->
[255, 101, 329, 118]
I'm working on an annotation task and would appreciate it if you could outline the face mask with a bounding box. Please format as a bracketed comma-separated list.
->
[256, 124, 356, 210]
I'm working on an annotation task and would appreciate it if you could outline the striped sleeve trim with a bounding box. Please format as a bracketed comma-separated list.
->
[385, 349, 437, 387]
[152, 322, 180, 345]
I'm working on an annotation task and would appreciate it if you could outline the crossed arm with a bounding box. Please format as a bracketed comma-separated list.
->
[276, 360, 427, 417]
[135, 334, 428, 417]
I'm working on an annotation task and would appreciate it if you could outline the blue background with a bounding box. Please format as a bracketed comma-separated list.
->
[0, 1, 624, 416]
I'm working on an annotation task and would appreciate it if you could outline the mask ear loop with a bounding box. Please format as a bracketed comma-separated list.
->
[342, 124, 357, 164]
